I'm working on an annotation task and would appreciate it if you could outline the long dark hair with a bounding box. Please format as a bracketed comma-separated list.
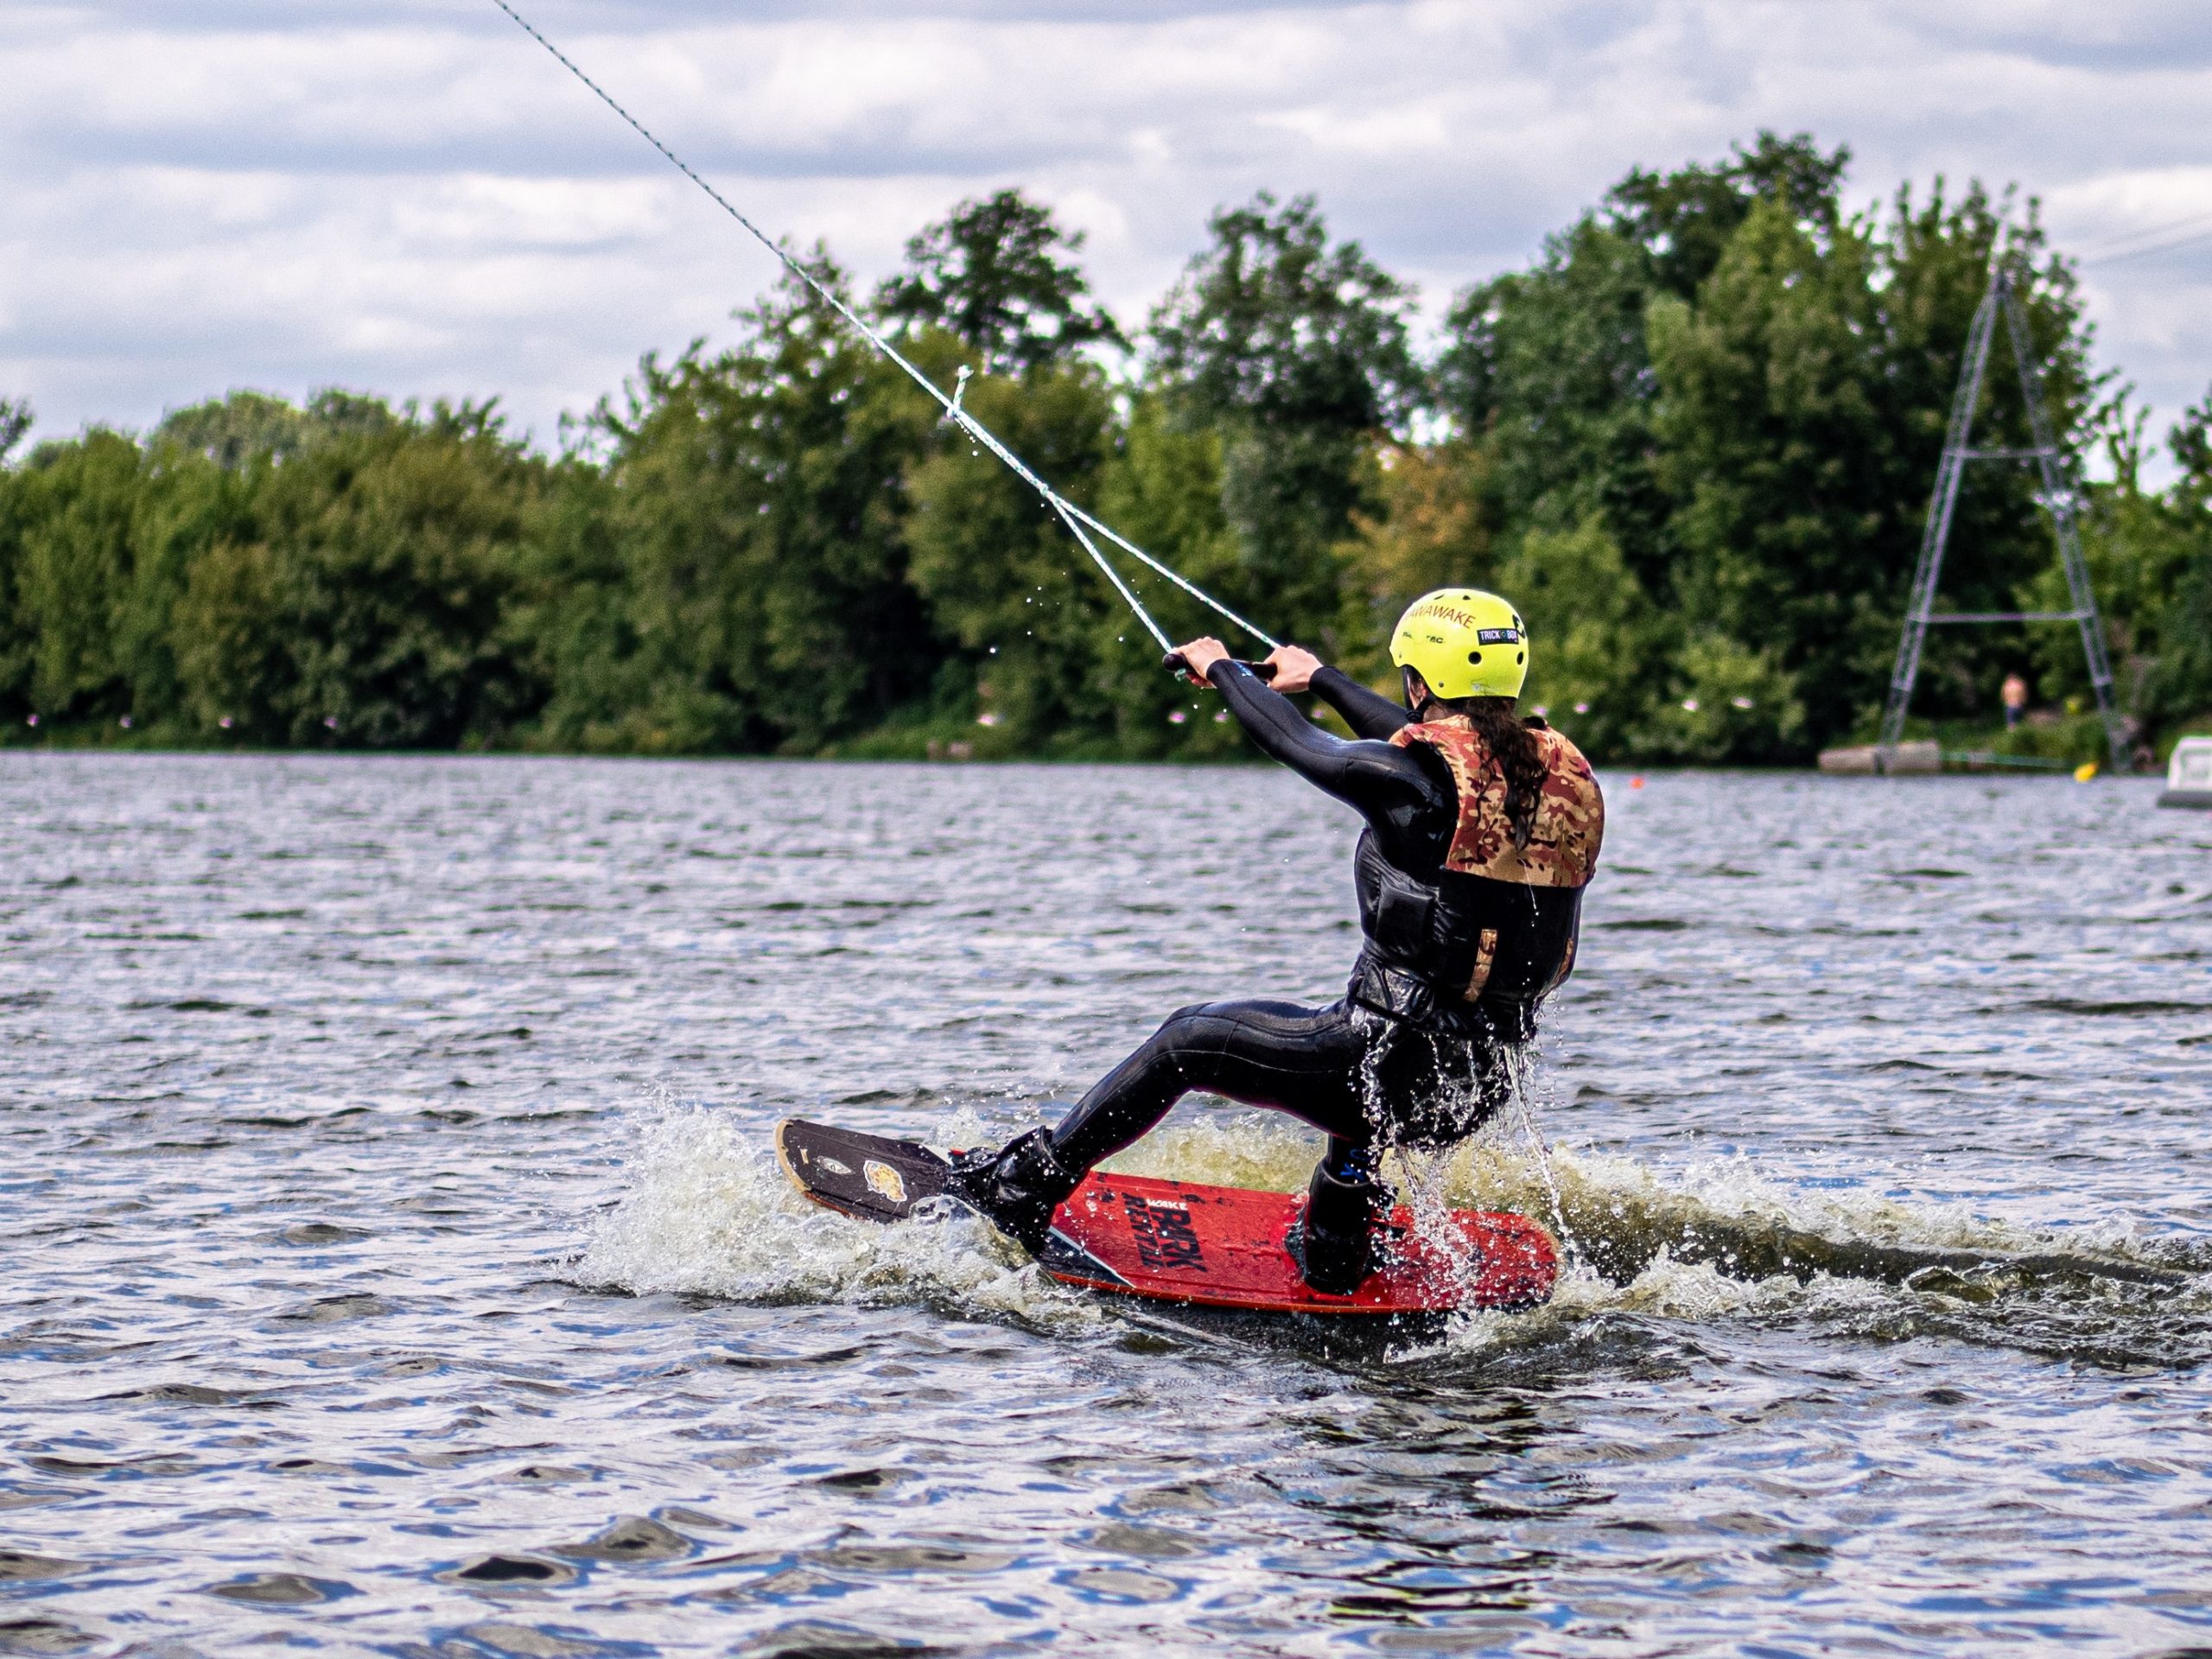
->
[1463, 696, 1545, 849]
[1405, 673, 1547, 849]
[1435, 699, 1541, 854]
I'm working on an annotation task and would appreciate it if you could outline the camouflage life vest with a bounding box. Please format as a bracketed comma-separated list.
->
[1389, 716, 1604, 888]
[1347, 715, 1605, 1029]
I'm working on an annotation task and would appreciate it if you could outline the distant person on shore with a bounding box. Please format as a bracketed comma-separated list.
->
[2003, 674, 2030, 730]
[947, 590, 1605, 1293]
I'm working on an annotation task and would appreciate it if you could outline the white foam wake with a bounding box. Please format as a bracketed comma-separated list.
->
[573, 1104, 1101, 1329]
[573, 1102, 2193, 1363]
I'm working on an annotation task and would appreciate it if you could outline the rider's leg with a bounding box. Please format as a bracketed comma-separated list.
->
[1047, 999, 1372, 1170]
[950, 999, 1374, 1263]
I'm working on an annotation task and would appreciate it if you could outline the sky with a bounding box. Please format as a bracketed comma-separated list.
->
[4, 0, 2210, 470]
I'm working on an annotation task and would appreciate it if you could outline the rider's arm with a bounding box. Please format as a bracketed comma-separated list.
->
[1308, 665, 1411, 741]
[1207, 662, 1452, 858]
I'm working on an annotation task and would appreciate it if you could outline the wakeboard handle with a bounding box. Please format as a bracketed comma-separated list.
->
[1163, 652, 1277, 683]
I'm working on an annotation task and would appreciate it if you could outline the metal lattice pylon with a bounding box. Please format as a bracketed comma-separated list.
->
[1878, 267, 2131, 771]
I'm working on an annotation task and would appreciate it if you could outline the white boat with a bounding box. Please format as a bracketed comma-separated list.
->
[2158, 736, 2212, 808]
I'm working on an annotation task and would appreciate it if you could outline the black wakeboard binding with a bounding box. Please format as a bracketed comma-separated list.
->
[1295, 1159, 1388, 1294]
[944, 1128, 1081, 1254]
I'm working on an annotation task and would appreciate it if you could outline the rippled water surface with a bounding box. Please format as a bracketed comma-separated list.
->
[5, 753, 2212, 1657]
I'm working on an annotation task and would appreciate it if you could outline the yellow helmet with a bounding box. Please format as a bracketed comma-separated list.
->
[1389, 588, 1529, 700]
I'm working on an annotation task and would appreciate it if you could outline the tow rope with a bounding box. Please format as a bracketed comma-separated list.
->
[487, 0, 1278, 659]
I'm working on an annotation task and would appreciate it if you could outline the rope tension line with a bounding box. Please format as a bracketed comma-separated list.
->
[486, 0, 1280, 657]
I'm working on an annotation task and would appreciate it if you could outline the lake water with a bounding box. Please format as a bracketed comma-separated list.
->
[3, 752, 2210, 1657]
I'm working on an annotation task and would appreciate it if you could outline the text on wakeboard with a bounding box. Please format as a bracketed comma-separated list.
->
[1122, 1193, 1206, 1273]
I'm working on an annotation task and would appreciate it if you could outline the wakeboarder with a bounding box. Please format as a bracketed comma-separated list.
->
[948, 589, 1605, 1293]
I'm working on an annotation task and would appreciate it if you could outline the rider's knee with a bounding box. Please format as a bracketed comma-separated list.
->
[1154, 1002, 1214, 1039]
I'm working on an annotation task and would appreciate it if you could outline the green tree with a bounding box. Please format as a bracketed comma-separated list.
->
[876, 189, 1128, 375]
[11, 430, 145, 726]
[1148, 192, 1421, 647]
[0, 415, 252, 738]
[120, 446, 257, 730]
[905, 355, 1118, 752]
[1496, 515, 1675, 760]
[1648, 183, 2092, 748]
[0, 156, 2175, 766]
[557, 259, 942, 753]
[0, 398, 29, 461]
[505, 455, 642, 752]
[1607, 132, 1851, 302]
[1439, 134, 1853, 602]
[175, 400, 543, 747]
[1439, 222, 1667, 594]
[2037, 392, 2212, 748]
[0, 399, 39, 723]
[2144, 393, 2212, 741]
[156, 388, 397, 469]
[1087, 396, 1253, 756]
[1876, 184, 2102, 736]
[1333, 442, 1493, 686]
[1644, 197, 1891, 747]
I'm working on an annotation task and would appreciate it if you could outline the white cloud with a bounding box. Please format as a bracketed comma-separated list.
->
[2, 0, 2208, 462]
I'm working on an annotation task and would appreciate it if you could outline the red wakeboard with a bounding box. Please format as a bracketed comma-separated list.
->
[775, 1117, 1555, 1315]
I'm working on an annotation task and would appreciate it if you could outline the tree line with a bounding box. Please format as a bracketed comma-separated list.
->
[3, 133, 2206, 765]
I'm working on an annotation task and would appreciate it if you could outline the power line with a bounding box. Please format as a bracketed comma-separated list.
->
[2081, 217, 2212, 269]
[2076, 206, 2212, 259]
[2072, 198, 2212, 267]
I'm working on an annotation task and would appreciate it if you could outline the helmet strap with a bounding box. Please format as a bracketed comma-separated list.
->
[1402, 667, 1444, 722]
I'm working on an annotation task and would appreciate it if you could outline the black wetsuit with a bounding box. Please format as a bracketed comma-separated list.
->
[1046, 662, 1535, 1187]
